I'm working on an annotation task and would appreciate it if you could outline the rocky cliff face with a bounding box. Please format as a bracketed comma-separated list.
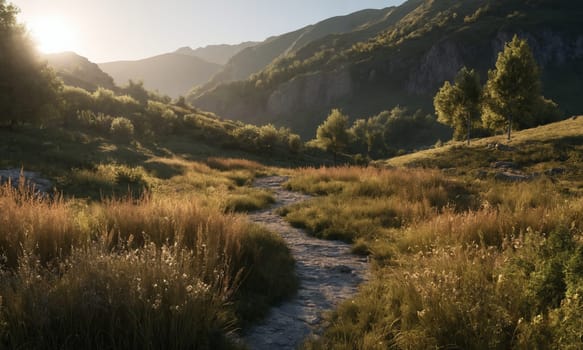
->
[191, 0, 583, 139]
[266, 69, 353, 116]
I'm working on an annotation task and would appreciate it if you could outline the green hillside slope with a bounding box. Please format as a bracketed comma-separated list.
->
[195, 7, 396, 93]
[190, 0, 583, 139]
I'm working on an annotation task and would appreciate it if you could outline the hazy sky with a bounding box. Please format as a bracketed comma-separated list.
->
[12, 0, 404, 63]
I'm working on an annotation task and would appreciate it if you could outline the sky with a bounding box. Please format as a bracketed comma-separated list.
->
[11, 0, 404, 63]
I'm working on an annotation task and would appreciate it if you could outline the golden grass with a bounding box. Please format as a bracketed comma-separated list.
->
[0, 173, 296, 348]
[290, 163, 583, 349]
[206, 157, 264, 171]
[383, 116, 583, 168]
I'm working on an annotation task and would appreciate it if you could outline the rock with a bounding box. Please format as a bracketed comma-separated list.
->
[494, 172, 533, 182]
[476, 170, 488, 179]
[243, 176, 368, 350]
[332, 265, 352, 274]
[491, 161, 518, 169]
[544, 168, 566, 176]
[0, 169, 53, 193]
[486, 143, 515, 151]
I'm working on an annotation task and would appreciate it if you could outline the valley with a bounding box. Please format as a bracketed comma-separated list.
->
[1, 0, 583, 349]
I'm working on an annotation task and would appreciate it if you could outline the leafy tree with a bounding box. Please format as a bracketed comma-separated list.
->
[0, 1, 61, 127]
[482, 35, 559, 140]
[315, 109, 351, 163]
[350, 117, 383, 157]
[434, 67, 481, 144]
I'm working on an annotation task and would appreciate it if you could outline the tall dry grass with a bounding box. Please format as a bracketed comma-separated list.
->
[291, 166, 583, 349]
[0, 177, 296, 348]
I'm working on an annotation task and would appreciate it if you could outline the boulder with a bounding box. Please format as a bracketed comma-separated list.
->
[0, 169, 53, 193]
[491, 161, 519, 169]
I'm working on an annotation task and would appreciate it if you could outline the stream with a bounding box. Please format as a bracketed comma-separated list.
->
[243, 176, 368, 350]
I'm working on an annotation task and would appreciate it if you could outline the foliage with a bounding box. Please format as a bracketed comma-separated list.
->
[109, 117, 135, 142]
[295, 118, 583, 349]
[314, 109, 351, 162]
[482, 35, 559, 139]
[434, 67, 482, 143]
[0, 1, 62, 126]
[348, 106, 450, 159]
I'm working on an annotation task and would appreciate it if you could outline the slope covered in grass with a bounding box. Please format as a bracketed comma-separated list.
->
[280, 119, 583, 349]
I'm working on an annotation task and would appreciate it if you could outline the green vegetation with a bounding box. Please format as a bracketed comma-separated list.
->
[282, 119, 583, 349]
[482, 35, 559, 140]
[306, 106, 449, 163]
[190, 0, 582, 142]
[313, 109, 351, 163]
[0, 0, 61, 127]
[434, 67, 482, 144]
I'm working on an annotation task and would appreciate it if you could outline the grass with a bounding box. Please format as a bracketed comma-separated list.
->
[0, 154, 295, 349]
[284, 118, 583, 349]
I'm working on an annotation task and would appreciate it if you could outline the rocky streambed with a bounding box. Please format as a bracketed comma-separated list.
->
[243, 176, 368, 350]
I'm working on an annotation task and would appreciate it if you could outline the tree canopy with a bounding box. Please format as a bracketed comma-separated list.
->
[482, 35, 558, 139]
[0, 0, 61, 126]
[315, 109, 351, 162]
[434, 67, 481, 144]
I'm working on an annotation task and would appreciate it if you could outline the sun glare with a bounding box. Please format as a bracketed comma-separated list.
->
[29, 17, 76, 54]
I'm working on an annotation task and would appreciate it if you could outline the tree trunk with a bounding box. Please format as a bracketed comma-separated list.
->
[507, 115, 512, 141]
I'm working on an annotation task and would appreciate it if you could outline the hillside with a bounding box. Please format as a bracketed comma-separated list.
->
[195, 7, 397, 93]
[175, 42, 257, 65]
[189, 0, 583, 139]
[44, 52, 117, 92]
[382, 116, 583, 192]
[99, 53, 222, 98]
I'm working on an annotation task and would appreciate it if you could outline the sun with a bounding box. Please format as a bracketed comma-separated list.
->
[29, 17, 76, 54]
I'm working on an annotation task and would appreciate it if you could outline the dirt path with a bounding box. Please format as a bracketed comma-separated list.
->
[243, 176, 368, 350]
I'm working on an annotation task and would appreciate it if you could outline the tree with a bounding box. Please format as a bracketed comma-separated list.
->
[482, 35, 558, 140]
[434, 67, 481, 144]
[315, 109, 351, 163]
[0, 1, 61, 127]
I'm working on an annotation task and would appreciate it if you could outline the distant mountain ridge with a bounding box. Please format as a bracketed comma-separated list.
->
[99, 53, 222, 98]
[189, 0, 583, 138]
[175, 42, 258, 65]
[44, 52, 117, 92]
[195, 7, 397, 93]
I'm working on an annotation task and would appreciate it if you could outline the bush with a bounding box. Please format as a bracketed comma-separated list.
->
[288, 134, 303, 153]
[110, 117, 134, 142]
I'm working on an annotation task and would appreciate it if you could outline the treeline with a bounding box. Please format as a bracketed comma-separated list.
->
[60, 82, 302, 155]
[0, 1, 302, 157]
[310, 107, 448, 163]
[312, 36, 562, 163]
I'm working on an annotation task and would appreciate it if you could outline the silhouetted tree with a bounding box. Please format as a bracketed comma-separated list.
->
[0, 1, 61, 127]
[434, 67, 481, 144]
[121, 80, 149, 105]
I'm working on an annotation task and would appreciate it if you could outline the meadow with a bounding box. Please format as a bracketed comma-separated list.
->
[281, 119, 583, 349]
[0, 153, 296, 349]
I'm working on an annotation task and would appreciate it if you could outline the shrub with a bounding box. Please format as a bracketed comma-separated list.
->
[110, 117, 134, 142]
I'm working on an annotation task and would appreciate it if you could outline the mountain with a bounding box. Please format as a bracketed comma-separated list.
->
[189, 0, 583, 139]
[195, 7, 398, 93]
[99, 53, 222, 98]
[175, 42, 258, 65]
[44, 52, 117, 92]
